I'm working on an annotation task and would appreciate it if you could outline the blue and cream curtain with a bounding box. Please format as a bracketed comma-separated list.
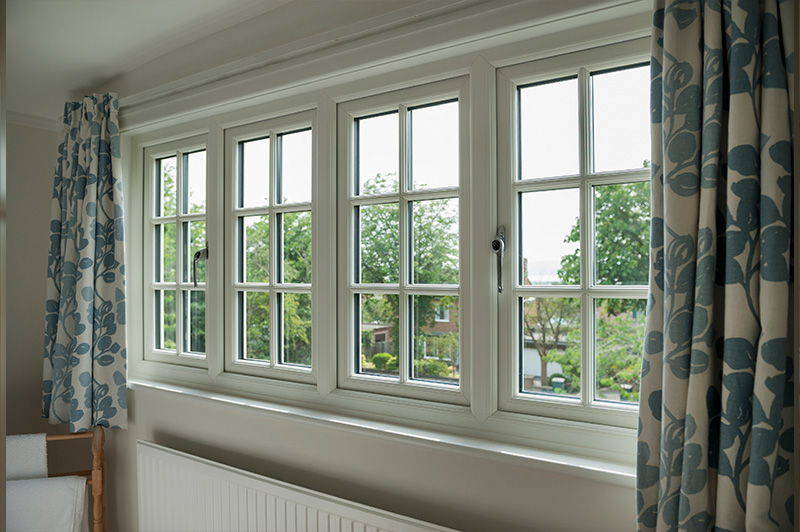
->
[638, 1, 794, 530]
[43, 94, 127, 432]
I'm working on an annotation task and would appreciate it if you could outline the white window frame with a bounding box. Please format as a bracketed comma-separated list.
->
[127, 7, 654, 465]
[143, 135, 210, 369]
[337, 77, 471, 405]
[223, 110, 317, 385]
[497, 39, 651, 428]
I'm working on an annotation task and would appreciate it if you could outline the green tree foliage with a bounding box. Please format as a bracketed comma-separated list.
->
[523, 180, 650, 395]
[358, 173, 459, 361]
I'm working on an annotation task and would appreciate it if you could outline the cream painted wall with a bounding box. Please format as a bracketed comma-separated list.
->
[6, 122, 92, 473]
[107, 386, 635, 531]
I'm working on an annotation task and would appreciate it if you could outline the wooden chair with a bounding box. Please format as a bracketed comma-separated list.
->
[46, 426, 105, 532]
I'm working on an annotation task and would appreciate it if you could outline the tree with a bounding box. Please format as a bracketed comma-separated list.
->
[358, 173, 459, 362]
[522, 297, 579, 388]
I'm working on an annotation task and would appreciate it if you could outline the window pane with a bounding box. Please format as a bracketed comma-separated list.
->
[281, 211, 311, 284]
[158, 223, 176, 283]
[594, 299, 646, 403]
[520, 297, 580, 398]
[357, 293, 399, 379]
[592, 65, 651, 173]
[357, 113, 398, 195]
[412, 295, 459, 385]
[240, 291, 270, 362]
[411, 101, 458, 190]
[519, 78, 579, 179]
[358, 203, 399, 284]
[241, 215, 270, 283]
[594, 182, 650, 285]
[519, 189, 579, 285]
[155, 289, 177, 351]
[158, 156, 177, 217]
[184, 290, 206, 354]
[279, 129, 312, 204]
[241, 138, 269, 208]
[281, 293, 311, 367]
[412, 198, 458, 285]
[183, 221, 206, 284]
[184, 150, 206, 214]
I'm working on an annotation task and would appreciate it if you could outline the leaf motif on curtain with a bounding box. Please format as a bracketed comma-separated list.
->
[638, 0, 794, 530]
[42, 94, 127, 432]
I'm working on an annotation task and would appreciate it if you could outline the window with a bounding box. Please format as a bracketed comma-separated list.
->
[498, 46, 651, 426]
[224, 111, 315, 382]
[338, 78, 467, 400]
[134, 33, 651, 460]
[145, 137, 209, 367]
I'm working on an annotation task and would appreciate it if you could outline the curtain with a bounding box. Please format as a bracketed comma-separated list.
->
[43, 94, 127, 432]
[638, 1, 794, 530]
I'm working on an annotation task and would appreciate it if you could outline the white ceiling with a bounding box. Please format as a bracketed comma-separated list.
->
[6, 0, 466, 121]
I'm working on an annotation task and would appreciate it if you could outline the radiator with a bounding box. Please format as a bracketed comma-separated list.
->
[137, 441, 456, 532]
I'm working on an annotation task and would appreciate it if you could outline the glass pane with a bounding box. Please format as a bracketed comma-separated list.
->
[592, 65, 651, 173]
[158, 223, 176, 283]
[241, 291, 270, 362]
[281, 211, 311, 284]
[357, 112, 398, 195]
[184, 150, 206, 214]
[358, 203, 399, 284]
[183, 221, 206, 283]
[412, 198, 458, 285]
[155, 289, 177, 351]
[412, 295, 459, 385]
[411, 101, 458, 190]
[520, 189, 579, 285]
[520, 297, 580, 397]
[357, 293, 399, 379]
[595, 182, 650, 285]
[279, 129, 312, 204]
[158, 156, 177, 217]
[595, 299, 646, 403]
[241, 215, 270, 283]
[281, 293, 311, 367]
[519, 78, 579, 179]
[241, 138, 270, 208]
[184, 290, 206, 354]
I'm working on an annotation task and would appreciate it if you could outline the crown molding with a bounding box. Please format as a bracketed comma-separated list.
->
[6, 111, 63, 131]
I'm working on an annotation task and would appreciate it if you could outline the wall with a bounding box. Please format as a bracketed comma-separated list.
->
[107, 386, 635, 531]
[6, 121, 90, 472]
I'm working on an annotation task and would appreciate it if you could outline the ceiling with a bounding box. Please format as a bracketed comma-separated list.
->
[6, 0, 468, 121]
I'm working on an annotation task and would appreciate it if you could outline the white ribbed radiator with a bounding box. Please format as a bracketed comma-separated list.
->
[137, 441, 455, 532]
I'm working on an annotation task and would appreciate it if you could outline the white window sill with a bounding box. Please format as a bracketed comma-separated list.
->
[128, 378, 635, 488]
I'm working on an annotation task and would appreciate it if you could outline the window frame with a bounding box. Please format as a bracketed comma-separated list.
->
[337, 76, 471, 405]
[224, 110, 318, 384]
[497, 39, 651, 428]
[143, 134, 210, 369]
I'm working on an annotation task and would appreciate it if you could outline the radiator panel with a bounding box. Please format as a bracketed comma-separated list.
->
[137, 441, 454, 532]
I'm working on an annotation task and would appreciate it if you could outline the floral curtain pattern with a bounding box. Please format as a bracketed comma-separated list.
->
[638, 1, 794, 530]
[43, 94, 127, 432]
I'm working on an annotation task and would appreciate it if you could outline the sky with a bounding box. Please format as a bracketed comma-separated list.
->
[180, 65, 650, 286]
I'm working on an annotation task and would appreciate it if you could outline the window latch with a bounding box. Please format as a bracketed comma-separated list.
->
[491, 226, 505, 293]
[192, 243, 209, 287]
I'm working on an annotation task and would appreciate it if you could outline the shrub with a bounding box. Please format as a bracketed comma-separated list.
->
[414, 359, 449, 378]
[372, 352, 392, 369]
[386, 355, 399, 371]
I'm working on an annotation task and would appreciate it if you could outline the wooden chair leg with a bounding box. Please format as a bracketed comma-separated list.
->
[91, 427, 105, 532]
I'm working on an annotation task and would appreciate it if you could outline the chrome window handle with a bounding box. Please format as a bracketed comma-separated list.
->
[192, 243, 209, 287]
[491, 226, 505, 293]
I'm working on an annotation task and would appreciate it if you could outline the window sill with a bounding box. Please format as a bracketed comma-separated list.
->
[128, 378, 635, 488]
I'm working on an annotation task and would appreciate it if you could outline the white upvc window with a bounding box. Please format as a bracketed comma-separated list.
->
[224, 110, 316, 384]
[144, 136, 210, 368]
[497, 40, 651, 427]
[337, 77, 470, 404]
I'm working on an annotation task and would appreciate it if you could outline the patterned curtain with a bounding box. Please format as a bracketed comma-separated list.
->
[43, 94, 127, 432]
[638, 1, 795, 530]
